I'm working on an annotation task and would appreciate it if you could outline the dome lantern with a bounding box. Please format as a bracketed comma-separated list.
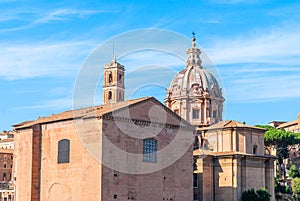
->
[186, 34, 202, 68]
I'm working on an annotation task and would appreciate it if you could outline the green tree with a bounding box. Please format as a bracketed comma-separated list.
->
[241, 188, 271, 201]
[255, 125, 300, 162]
[289, 164, 300, 179]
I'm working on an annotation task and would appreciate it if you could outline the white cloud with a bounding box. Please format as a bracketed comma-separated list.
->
[219, 65, 300, 103]
[0, 40, 94, 80]
[202, 20, 220, 24]
[203, 24, 300, 103]
[207, 26, 300, 65]
[0, 8, 119, 32]
[14, 97, 72, 110]
[35, 8, 117, 24]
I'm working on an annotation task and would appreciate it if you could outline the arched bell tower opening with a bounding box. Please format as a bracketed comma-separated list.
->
[103, 55, 125, 104]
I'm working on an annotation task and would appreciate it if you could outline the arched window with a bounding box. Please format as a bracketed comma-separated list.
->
[118, 74, 122, 83]
[143, 138, 157, 163]
[58, 139, 70, 164]
[108, 91, 112, 100]
[108, 72, 113, 83]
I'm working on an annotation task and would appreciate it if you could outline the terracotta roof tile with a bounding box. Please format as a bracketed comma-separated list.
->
[14, 97, 151, 129]
[201, 120, 265, 131]
[0, 139, 14, 143]
[0, 148, 13, 154]
[193, 149, 276, 159]
[277, 119, 298, 129]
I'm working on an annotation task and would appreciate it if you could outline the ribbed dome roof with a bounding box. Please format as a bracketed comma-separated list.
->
[167, 37, 222, 99]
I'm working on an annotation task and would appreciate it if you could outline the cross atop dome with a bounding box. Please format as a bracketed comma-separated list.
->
[192, 31, 196, 38]
[192, 31, 196, 46]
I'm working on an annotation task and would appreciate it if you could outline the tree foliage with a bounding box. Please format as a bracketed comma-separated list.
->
[241, 188, 271, 201]
[289, 164, 300, 179]
[255, 125, 300, 160]
[292, 177, 300, 194]
[255, 125, 300, 147]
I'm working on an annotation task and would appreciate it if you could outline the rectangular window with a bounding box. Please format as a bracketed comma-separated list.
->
[213, 110, 217, 118]
[193, 173, 198, 188]
[58, 139, 70, 164]
[192, 109, 199, 119]
[143, 138, 157, 163]
[253, 145, 257, 155]
[3, 173, 6, 181]
[193, 193, 199, 201]
[118, 92, 122, 101]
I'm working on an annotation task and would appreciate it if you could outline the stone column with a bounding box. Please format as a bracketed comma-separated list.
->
[204, 99, 207, 124]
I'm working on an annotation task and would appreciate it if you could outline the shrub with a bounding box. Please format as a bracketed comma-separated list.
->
[242, 189, 258, 201]
[241, 188, 271, 201]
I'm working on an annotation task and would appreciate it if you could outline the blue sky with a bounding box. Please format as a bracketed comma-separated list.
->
[1, 0, 300, 130]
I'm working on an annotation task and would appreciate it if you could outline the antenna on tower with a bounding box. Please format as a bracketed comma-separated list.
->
[112, 40, 116, 62]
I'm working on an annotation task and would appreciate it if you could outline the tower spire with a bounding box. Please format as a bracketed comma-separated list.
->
[112, 40, 116, 62]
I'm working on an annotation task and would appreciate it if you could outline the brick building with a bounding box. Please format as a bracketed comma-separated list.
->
[12, 35, 277, 201]
[276, 113, 300, 133]
[13, 52, 194, 201]
[0, 148, 14, 201]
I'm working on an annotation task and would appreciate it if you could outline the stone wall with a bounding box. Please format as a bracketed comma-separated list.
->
[14, 98, 194, 201]
[14, 128, 33, 200]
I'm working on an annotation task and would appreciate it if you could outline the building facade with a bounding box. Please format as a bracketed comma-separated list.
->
[165, 36, 276, 201]
[0, 148, 14, 201]
[193, 121, 276, 201]
[276, 113, 300, 133]
[13, 57, 194, 201]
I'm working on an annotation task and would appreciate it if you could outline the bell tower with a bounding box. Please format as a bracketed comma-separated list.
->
[103, 56, 125, 104]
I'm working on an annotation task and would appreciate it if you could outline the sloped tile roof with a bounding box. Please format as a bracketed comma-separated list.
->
[14, 97, 150, 129]
[14, 97, 192, 130]
[201, 120, 265, 131]
[277, 119, 298, 129]
[0, 148, 13, 154]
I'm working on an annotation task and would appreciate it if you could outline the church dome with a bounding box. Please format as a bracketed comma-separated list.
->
[168, 65, 222, 98]
[165, 36, 224, 127]
[167, 37, 222, 99]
